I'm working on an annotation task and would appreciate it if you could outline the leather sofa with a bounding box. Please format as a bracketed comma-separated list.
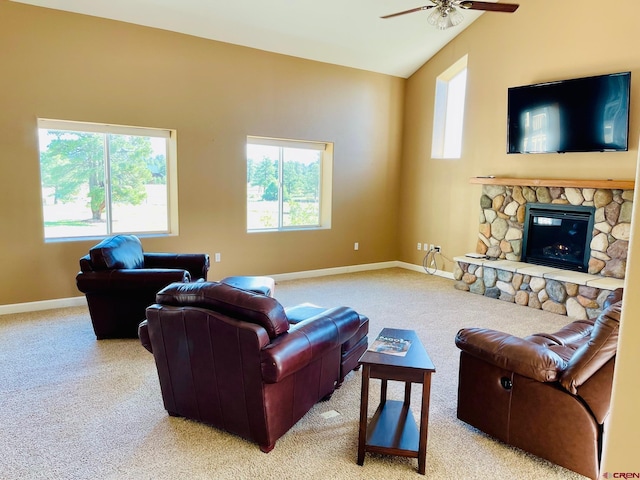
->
[139, 280, 369, 452]
[76, 235, 209, 339]
[455, 288, 622, 479]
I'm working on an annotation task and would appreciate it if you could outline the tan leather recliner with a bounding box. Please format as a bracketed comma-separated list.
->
[455, 288, 622, 479]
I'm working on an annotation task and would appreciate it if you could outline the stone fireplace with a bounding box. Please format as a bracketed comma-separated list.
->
[476, 182, 632, 278]
[454, 178, 632, 319]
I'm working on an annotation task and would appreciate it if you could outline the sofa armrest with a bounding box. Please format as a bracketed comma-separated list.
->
[138, 319, 152, 353]
[144, 253, 210, 280]
[76, 269, 190, 293]
[79, 254, 93, 272]
[288, 306, 360, 344]
[455, 327, 567, 382]
[260, 310, 360, 383]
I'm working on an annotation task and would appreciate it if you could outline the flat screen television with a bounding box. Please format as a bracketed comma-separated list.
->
[507, 71, 631, 154]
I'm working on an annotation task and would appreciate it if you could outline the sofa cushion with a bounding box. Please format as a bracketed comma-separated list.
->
[89, 235, 144, 270]
[285, 303, 327, 324]
[156, 281, 289, 339]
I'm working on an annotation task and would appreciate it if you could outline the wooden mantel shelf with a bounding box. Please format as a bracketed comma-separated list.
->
[469, 177, 635, 190]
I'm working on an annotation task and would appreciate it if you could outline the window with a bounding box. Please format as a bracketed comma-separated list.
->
[432, 55, 468, 159]
[246, 136, 332, 231]
[38, 119, 177, 240]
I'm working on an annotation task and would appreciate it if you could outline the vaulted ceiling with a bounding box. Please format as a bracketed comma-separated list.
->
[10, 0, 510, 78]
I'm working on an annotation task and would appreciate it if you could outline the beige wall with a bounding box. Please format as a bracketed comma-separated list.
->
[399, 0, 640, 471]
[0, 1, 404, 305]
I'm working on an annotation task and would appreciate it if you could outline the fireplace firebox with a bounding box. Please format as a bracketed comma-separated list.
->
[522, 203, 595, 272]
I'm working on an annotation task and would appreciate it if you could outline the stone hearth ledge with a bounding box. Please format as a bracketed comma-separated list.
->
[453, 256, 625, 319]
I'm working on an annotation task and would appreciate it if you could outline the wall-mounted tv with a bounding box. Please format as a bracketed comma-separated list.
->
[507, 71, 631, 154]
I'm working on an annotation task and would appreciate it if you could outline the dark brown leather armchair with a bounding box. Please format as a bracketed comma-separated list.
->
[138, 281, 369, 452]
[455, 288, 622, 479]
[76, 235, 209, 339]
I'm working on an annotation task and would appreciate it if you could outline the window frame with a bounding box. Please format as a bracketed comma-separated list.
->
[431, 55, 468, 159]
[37, 118, 178, 242]
[246, 135, 333, 233]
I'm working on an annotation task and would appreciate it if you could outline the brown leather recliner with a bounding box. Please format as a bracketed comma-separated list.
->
[76, 235, 210, 339]
[138, 281, 369, 452]
[455, 288, 622, 479]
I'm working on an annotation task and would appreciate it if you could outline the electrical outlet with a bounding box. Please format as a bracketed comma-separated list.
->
[354, 242, 359, 251]
[434, 245, 441, 253]
[214, 252, 221, 262]
[429, 244, 434, 252]
[417, 242, 422, 251]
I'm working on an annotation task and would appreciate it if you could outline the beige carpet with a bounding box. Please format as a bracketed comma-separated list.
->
[0, 268, 586, 479]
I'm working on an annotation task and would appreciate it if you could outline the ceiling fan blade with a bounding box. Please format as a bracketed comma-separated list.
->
[381, 5, 435, 19]
[458, 1, 519, 12]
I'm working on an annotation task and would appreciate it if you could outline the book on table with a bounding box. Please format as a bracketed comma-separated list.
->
[367, 332, 412, 357]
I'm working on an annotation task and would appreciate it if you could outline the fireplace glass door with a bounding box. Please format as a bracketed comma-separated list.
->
[522, 203, 595, 272]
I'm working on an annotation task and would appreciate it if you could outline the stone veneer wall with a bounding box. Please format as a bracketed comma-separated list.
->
[477, 185, 633, 279]
[453, 261, 615, 319]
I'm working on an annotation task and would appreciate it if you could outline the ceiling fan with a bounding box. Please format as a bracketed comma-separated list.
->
[382, 1, 519, 30]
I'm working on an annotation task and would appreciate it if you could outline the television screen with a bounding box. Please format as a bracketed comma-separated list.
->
[507, 72, 630, 154]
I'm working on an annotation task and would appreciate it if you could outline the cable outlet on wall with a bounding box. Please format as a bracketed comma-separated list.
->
[434, 245, 441, 253]
[214, 253, 221, 262]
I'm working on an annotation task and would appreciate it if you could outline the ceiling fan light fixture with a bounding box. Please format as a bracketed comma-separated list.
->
[448, 7, 464, 26]
[427, 2, 464, 30]
[427, 7, 442, 26]
[436, 13, 452, 30]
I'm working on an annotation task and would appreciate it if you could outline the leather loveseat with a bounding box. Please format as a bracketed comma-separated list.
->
[139, 280, 369, 452]
[455, 288, 622, 479]
[76, 235, 209, 339]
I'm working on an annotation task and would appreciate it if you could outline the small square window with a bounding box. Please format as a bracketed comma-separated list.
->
[246, 136, 333, 232]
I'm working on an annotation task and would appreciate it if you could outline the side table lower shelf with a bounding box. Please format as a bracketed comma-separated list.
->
[365, 399, 420, 456]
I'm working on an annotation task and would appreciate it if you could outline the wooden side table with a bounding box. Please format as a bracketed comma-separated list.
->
[357, 328, 436, 475]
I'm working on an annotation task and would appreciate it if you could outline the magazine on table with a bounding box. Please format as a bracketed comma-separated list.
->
[368, 332, 412, 357]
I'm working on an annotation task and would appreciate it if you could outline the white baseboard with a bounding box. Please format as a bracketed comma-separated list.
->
[270, 261, 399, 281]
[0, 296, 87, 316]
[271, 260, 453, 281]
[395, 261, 455, 279]
[0, 261, 452, 315]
